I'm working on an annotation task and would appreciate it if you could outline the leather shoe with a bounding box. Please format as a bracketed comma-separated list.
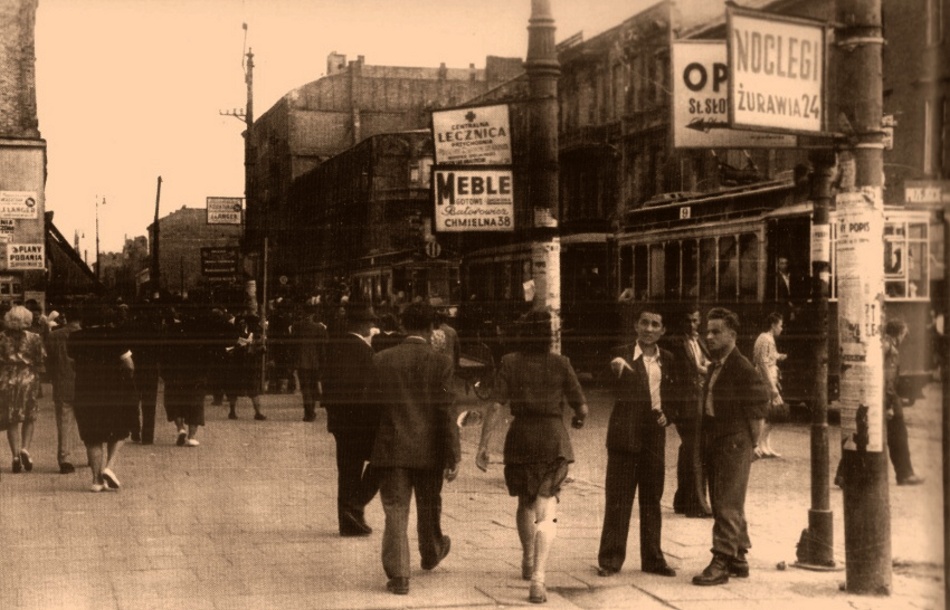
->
[596, 566, 619, 577]
[643, 563, 676, 577]
[59, 462, 75, 475]
[692, 556, 730, 586]
[897, 475, 924, 486]
[422, 535, 451, 570]
[339, 512, 372, 536]
[729, 557, 750, 578]
[687, 509, 713, 519]
[386, 577, 409, 595]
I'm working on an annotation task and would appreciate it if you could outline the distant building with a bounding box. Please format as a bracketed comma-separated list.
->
[246, 53, 523, 294]
[148, 206, 243, 299]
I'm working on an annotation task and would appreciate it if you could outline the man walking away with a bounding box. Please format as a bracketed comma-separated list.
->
[321, 300, 380, 536]
[692, 307, 768, 586]
[295, 298, 327, 422]
[370, 302, 460, 595]
[45, 305, 80, 473]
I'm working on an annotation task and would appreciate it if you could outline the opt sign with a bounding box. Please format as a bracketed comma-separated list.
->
[727, 7, 826, 134]
[672, 41, 797, 148]
[207, 197, 243, 225]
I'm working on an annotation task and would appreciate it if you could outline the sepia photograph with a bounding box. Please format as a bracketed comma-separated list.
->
[0, 0, 946, 608]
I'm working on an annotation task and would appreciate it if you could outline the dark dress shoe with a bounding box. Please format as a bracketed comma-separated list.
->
[303, 412, 316, 422]
[254, 412, 267, 421]
[59, 462, 75, 474]
[421, 535, 451, 570]
[20, 450, 32, 472]
[643, 563, 677, 577]
[386, 577, 409, 595]
[12, 458, 21, 473]
[728, 557, 750, 578]
[687, 509, 714, 519]
[339, 512, 372, 536]
[897, 475, 924, 486]
[692, 556, 730, 586]
[596, 566, 619, 577]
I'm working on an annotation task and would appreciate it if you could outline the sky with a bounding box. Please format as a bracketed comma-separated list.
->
[33, 0, 656, 256]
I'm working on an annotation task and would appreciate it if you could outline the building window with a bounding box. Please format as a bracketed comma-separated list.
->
[941, 96, 949, 176]
[927, 0, 944, 45]
[924, 100, 934, 175]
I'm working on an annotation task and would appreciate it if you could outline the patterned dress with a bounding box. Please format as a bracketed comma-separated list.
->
[0, 330, 46, 428]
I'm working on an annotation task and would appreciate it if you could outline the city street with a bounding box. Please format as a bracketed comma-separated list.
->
[0, 377, 943, 610]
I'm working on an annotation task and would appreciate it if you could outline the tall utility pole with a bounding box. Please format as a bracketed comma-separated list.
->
[835, 0, 891, 595]
[95, 196, 104, 282]
[524, 0, 561, 351]
[151, 175, 162, 295]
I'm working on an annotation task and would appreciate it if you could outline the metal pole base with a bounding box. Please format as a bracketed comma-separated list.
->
[794, 509, 840, 571]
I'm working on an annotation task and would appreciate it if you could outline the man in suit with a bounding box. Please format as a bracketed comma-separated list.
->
[294, 299, 327, 422]
[321, 300, 380, 537]
[370, 302, 460, 595]
[692, 307, 769, 586]
[667, 307, 713, 518]
[597, 305, 677, 578]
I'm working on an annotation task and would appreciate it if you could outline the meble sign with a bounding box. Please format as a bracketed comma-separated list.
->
[432, 104, 512, 165]
[206, 197, 243, 225]
[727, 7, 826, 134]
[433, 168, 514, 232]
[672, 41, 798, 148]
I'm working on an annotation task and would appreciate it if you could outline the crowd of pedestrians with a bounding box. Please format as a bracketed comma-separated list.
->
[0, 290, 927, 602]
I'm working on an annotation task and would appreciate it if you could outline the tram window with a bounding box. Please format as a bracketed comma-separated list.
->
[633, 244, 648, 301]
[649, 244, 664, 299]
[682, 240, 698, 299]
[664, 242, 680, 300]
[700, 238, 716, 300]
[908, 241, 927, 298]
[739, 234, 759, 301]
[620, 246, 633, 296]
[718, 236, 738, 301]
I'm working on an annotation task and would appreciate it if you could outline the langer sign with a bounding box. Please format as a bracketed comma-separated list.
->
[727, 7, 826, 134]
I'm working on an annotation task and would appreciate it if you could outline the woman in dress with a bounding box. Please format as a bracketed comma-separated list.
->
[224, 313, 266, 421]
[161, 304, 211, 446]
[68, 302, 136, 492]
[475, 310, 588, 604]
[0, 305, 46, 474]
[752, 312, 788, 459]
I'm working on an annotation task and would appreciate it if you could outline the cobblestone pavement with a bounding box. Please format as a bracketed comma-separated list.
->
[0, 378, 943, 609]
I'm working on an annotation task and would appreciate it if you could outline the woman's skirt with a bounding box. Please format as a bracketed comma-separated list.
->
[504, 458, 570, 500]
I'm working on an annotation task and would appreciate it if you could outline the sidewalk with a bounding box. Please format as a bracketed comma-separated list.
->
[0, 381, 943, 610]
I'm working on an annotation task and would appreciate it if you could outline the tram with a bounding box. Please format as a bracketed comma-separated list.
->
[616, 181, 934, 408]
[458, 232, 614, 381]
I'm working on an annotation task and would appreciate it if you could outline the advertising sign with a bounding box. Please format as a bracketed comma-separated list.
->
[7, 243, 45, 270]
[200, 246, 240, 280]
[206, 197, 243, 225]
[0, 191, 38, 219]
[904, 180, 950, 205]
[433, 168, 514, 232]
[432, 104, 512, 165]
[727, 7, 826, 134]
[672, 41, 798, 148]
[0, 220, 15, 243]
[835, 189, 885, 453]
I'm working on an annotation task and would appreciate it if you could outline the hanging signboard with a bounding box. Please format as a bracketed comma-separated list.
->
[904, 180, 950, 205]
[200, 246, 241, 281]
[672, 41, 798, 148]
[0, 191, 38, 219]
[431, 104, 512, 165]
[207, 197, 243, 225]
[727, 7, 826, 134]
[433, 167, 514, 232]
[7, 243, 45, 270]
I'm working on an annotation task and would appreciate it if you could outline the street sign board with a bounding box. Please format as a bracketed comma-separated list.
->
[904, 180, 950, 205]
[7, 243, 44, 270]
[0, 191, 38, 219]
[200, 246, 240, 281]
[432, 104, 512, 165]
[206, 197, 243, 225]
[672, 41, 798, 148]
[727, 7, 826, 134]
[433, 167, 514, 232]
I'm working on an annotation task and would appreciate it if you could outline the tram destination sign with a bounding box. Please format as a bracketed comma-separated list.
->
[672, 41, 798, 148]
[727, 7, 826, 134]
[433, 167, 514, 233]
[432, 104, 512, 165]
[206, 197, 243, 225]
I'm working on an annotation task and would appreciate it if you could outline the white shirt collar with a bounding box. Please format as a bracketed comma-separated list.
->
[633, 342, 660, 363]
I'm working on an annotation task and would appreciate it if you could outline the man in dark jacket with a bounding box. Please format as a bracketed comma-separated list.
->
[692, 307, 769, 586]
[321, 301, 380, 536]
[294, 300, 327, 422]
[597, 305, 677, 578]
[370, 302, 460, 596]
